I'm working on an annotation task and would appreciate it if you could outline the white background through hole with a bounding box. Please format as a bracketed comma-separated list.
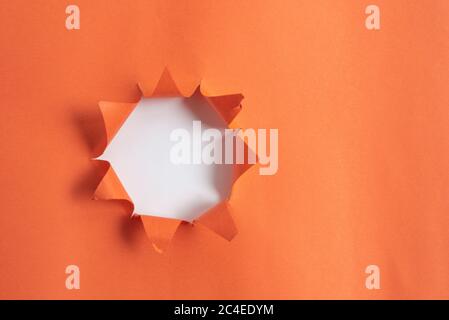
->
[98, 95, 234, 221]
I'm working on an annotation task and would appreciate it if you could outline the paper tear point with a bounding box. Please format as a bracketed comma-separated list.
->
[151, 68, 182, 97]
[141, 215, 181, 253]
[98, 101, 137, 143]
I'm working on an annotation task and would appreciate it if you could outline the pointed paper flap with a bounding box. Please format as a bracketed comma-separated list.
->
[99, 101, 137, 144]
[94, 164, 132, 204]
[205, 94, 244, 124]
[196, 202, 238, 241]
[140, 215, 182, 253]
[139, 68, 183, 98]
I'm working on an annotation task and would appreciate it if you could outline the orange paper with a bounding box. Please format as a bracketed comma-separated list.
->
[1, 0, 448, 300]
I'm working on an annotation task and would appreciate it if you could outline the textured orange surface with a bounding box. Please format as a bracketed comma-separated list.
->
[0, 0, 448, 299]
